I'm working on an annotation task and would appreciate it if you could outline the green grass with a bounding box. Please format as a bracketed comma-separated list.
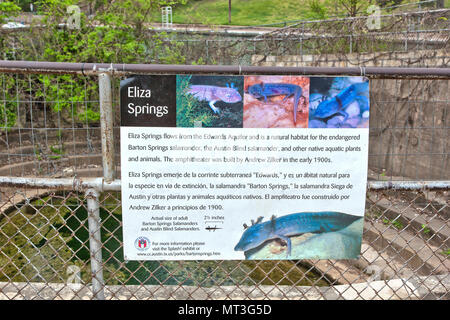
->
[154, 0, 335, 26]
[151, 0, 441, 26]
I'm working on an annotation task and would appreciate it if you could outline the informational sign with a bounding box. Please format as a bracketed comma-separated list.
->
[120, 75, 370, 260]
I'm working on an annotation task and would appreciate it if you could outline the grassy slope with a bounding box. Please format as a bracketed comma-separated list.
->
[154, 0, 333, 26]
[152, 0, 449, 26]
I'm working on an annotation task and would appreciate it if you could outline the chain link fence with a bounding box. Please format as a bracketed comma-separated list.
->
[0, 60, 448, 300]
[152, 9, 450, 66]
[3, 9, 449, 67]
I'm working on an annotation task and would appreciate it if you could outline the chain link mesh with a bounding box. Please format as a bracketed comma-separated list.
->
[0, 187, 448, 300]
[0, 10, 449, 298]
[0, 72, 449, 299]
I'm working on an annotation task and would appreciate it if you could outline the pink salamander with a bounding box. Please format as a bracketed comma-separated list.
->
[188, 84, 242, 114]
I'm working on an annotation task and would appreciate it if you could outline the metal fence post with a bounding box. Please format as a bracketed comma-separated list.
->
[206, 40, 209, 65]
[300, 22, 304, 57]
[99, 71, 115, 182]
[86, 188, 105, 300]
[85, 69, 114, 300]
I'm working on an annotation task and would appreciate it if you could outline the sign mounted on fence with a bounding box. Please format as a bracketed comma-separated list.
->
[120, 75, 370, 260]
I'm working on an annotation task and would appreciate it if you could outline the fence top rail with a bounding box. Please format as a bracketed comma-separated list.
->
[0, 60, 449, 78]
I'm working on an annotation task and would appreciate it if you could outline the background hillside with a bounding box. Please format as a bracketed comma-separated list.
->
[151, 0, 449, 26]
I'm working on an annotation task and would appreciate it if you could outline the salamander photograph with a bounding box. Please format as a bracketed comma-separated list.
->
[176, 75, 244, 128]
[234, 211, 363, 260]
[308, 77, 370, 128]
[243, 76, 309, 128]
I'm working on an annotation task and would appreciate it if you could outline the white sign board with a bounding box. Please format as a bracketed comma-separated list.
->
[120, 75, 370, 260]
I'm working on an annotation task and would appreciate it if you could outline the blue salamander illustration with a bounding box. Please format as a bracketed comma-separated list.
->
[234, 211, 362, 258]
[247, 82, 303, 124]
[312, 81, 369, 124]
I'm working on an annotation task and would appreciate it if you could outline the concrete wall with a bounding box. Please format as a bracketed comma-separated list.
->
[252, 49, 449, 68]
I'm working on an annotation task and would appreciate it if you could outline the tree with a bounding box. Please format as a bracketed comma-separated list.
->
[305, 0, 328, 20]
[31, 0, 188, 63]
[14, 0, 37, 12]
[0, 1, 20, 24]
[228, 0, 231, 24]
[334, 0, 374, 17]
[2, 0, 191, 127]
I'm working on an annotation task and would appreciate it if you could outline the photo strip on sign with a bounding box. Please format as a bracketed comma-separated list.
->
[120, 75, 370, 260]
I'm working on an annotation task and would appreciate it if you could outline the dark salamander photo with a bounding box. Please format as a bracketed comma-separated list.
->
[309, 77, 369, 128]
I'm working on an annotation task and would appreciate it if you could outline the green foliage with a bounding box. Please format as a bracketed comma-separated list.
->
[176, 75, 244, 128]
[34, 74, 100, 124]
[0, 196, 74, 282]
[0, 1, 21, 62]
[36, 0, 149, 63]
[0, 76, 18, 130]
[333, 0, 374, 17]
[34, 147, 42, 160]
[421, 224, 431, 235]
[305, 0, 329, 20]
[150, 32, 187, 65]
[0, 1, 20, 24]
[50, 144, 64, 155]
[176, 75, 215, 127]
[15, 0, 38, 12]
[191, 57, 206, 65]
[0, 0, 189, 128]
[383, 218, 403, 230]
[0, 99, 17, 130]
